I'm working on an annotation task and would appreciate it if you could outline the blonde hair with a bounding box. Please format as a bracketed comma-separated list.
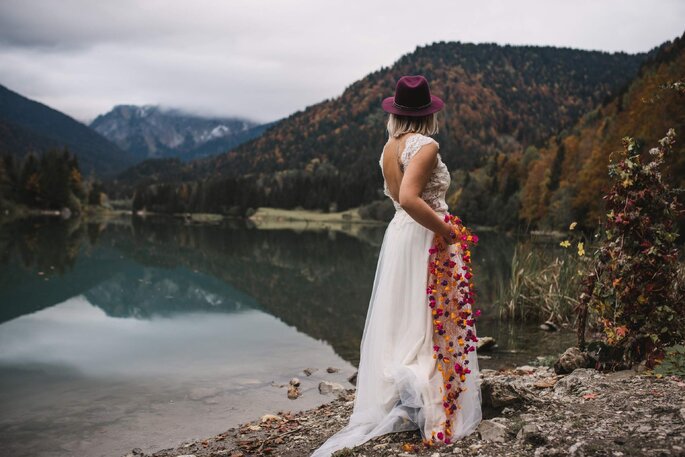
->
[386, 112, 439, 138]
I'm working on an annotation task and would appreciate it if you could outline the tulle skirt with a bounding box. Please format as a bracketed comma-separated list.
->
[310, 208, 482, 457]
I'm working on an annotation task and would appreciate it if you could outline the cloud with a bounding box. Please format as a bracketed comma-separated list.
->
[0, 0, 683, 123]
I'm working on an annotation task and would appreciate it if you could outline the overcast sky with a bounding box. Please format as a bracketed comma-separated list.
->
[0, 0, 683, 124]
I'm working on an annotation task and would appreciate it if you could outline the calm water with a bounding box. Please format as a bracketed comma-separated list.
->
[0, 216, 575, 456]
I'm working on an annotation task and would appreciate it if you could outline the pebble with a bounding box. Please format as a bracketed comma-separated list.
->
[319, 381, 345, 395]
[287, 384, 300, 399]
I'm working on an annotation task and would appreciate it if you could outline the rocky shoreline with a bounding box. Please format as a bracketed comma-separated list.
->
[123, 361, 685, 457]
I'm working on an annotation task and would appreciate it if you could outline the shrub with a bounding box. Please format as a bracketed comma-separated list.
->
[576, 129, 685, 368]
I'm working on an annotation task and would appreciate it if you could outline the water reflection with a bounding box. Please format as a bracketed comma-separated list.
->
[0, 304, 354, 456]
[0, 216, 576, 366]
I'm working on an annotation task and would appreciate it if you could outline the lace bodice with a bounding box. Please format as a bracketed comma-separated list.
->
[379, 133, 450, 212]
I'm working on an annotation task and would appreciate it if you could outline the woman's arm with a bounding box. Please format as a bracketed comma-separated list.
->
[398, 142, 456, 244]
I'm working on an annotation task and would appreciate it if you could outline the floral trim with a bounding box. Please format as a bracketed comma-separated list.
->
[423, 213, 481, 447]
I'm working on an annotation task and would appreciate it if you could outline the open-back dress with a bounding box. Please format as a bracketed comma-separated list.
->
[310, 133, 482, 457]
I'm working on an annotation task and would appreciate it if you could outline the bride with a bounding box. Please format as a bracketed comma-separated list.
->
[311, 75, 482, 457]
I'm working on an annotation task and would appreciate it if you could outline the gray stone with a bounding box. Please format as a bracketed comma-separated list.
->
[554, 368, 597, 394]
[477, 419, 511, 442]
[303, 367, 318, 376]
[319, 381, 345, 395]
[477, 336, 497, 351]
[289, 377, 301, 387]
[514, 365, 537, 374]
[481, 377, 539, 408]
[517, 422, 547, 446]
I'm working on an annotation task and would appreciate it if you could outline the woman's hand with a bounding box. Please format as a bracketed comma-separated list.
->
[440, 220, 459, 246]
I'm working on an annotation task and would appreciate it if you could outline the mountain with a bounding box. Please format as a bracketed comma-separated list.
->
[518, 33, 685, 229]
[0, 84, 134, 177]
[128, 41, 649, 215]
[90, 105, 269, 161]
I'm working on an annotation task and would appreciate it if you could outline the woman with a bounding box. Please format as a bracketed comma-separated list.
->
[311, 75, 482, 457]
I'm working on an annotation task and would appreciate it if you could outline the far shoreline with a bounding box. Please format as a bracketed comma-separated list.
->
[0, 205, 532, 236]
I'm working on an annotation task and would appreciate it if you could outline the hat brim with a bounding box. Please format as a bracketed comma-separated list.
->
[381, 95, 444, 116]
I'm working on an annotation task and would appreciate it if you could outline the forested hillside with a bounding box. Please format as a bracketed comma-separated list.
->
[0, 85, 134, 177]
[128, 41, 648, 216]
[452, 32, 684, 231]
[520, 35, 685, 229]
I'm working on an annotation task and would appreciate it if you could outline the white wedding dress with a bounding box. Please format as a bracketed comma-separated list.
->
[310, 133, 482, 457]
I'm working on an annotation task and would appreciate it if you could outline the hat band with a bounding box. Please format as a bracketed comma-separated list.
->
[392, 99, 433, 111]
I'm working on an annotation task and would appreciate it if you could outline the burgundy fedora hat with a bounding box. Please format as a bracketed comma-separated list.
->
[381, 75, 444, 116]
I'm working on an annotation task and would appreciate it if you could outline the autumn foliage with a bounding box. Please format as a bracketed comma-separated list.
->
[578, 129, 685, 367]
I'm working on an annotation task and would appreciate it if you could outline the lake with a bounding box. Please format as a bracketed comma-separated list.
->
[0, 215, 576, 457]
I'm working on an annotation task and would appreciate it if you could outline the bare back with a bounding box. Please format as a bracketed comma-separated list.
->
[381, 133, 438, 203]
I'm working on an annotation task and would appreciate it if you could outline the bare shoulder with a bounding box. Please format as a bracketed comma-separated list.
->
[406, 139, 438, 171]
[423, 134, 440, 148]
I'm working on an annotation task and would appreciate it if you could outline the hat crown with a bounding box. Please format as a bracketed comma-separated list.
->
[394, 75, 432, 110]
[381, 74, 444, 116]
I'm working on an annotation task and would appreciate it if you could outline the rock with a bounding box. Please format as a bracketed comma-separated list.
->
[303, 367, 318, 376]
[554, 368, 597, 394]
[604, 369, 637, 381]
[260, 413, 282, 423]
[481, 377, 539, 409]
[516, 423, 547, 445]
[568, 441, 585, 454]
[326, 367, 340, 373]
[477, 419, 511, 442]
[289, 377, 301, 387]
[554, 346, 591, 374]
[514, 365, 537, 375]
[540, 320, 559, 331]
[319, 381, 345, 395]
[287, 385, 300, 399]
[477, 336, 497, 351]
[533, 376, 559, 388]
[347, 371, 358, 385]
